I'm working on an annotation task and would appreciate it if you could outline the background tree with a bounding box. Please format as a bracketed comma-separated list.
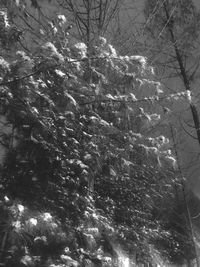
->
[56, 0, 121, 42]
[143, 0, 200, 177]
[143, 0, 200, 265]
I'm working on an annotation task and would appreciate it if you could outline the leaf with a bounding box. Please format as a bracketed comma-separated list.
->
[99, 119, 110, 127]
[55, 69, 66, 77]
[106, 94, 115, 100]
[65, 92, 77, 107]
[110, 167, 117, 176]
[129, 93, 137, 101]
[69, 159, 89, 170]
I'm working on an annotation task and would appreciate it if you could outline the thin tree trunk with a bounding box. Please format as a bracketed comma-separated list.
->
[170, 125, 200, 267]
[0, 231, 8, 265]
[86, 0, 92, 83]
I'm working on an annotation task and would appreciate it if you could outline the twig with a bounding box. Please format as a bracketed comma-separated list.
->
[0, 70, 40, 86]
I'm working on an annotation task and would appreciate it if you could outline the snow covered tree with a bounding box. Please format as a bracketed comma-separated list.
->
[0, 3, 196, 266]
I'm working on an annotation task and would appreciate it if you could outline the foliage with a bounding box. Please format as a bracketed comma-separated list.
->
[0, 6, 195, 266]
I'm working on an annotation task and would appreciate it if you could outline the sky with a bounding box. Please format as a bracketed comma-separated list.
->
[194, 0, 200, 8]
